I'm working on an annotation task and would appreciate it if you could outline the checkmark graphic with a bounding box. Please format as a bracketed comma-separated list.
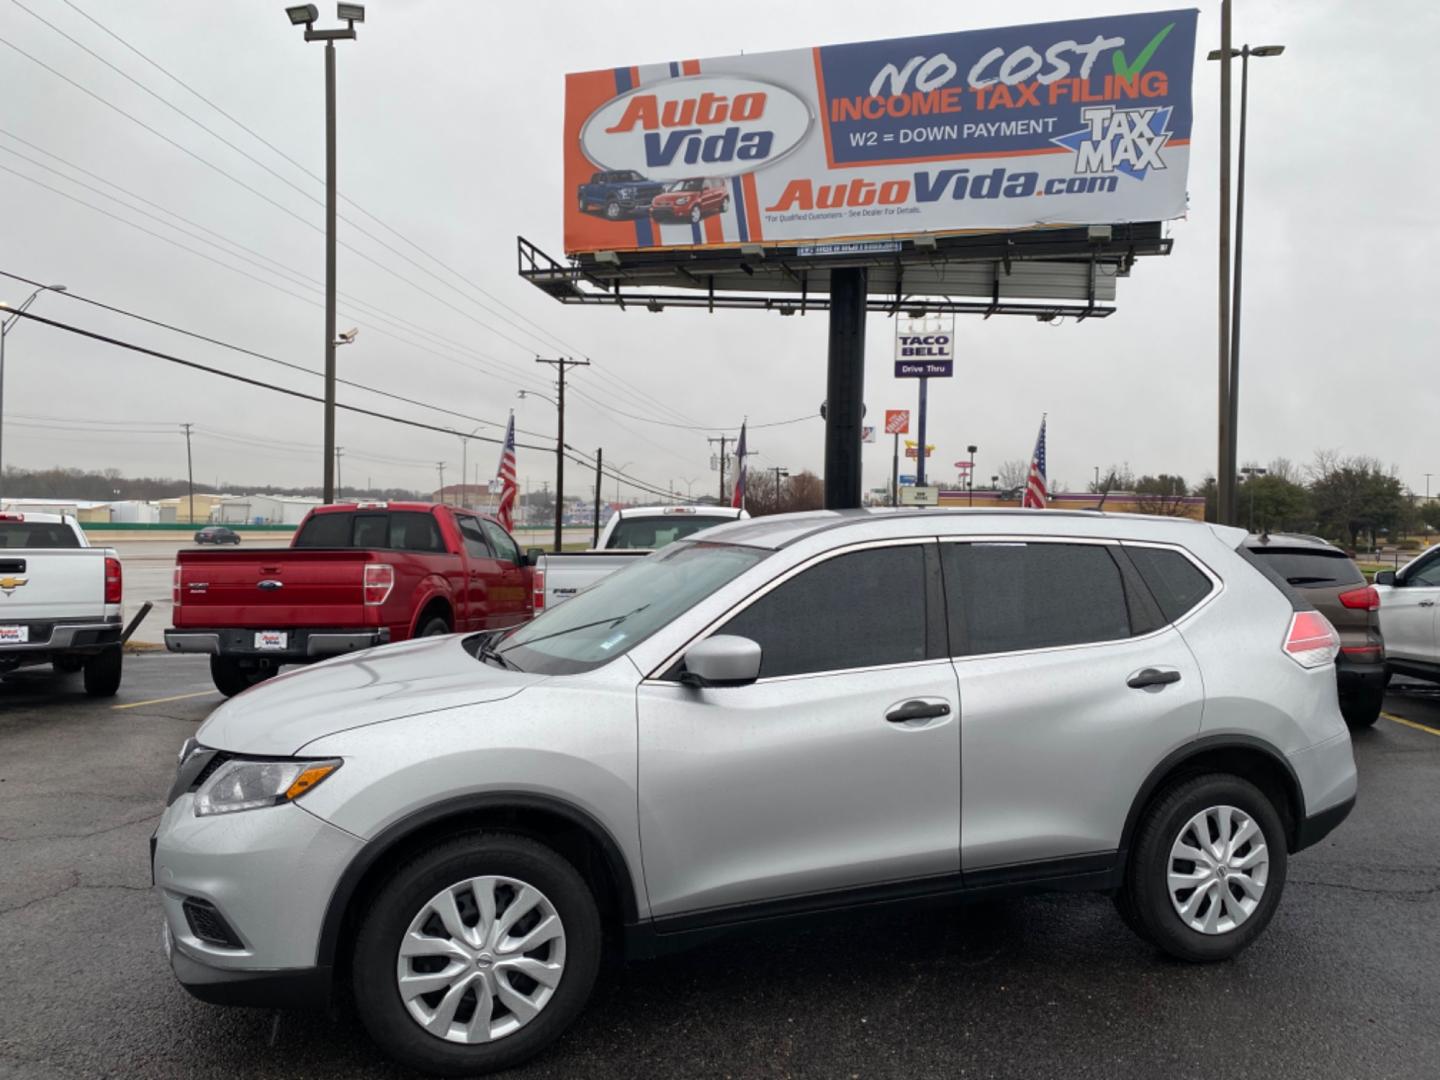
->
[1112, 22, 1175, 79]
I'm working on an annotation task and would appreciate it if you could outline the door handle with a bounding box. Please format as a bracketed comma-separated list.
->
[886, 700, 951, 723]
[1127, 668, 1182, 690]
[1420, 600, 1435, 608]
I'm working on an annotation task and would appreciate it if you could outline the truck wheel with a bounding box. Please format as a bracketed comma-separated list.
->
[604, 199, 620, 220]
[210, 656, 271, 698]
[722, 196, 730, 212]
[689, 205, 702, 224]
[351, 832, 602, 1076]
[418, 617, 451, 638]
[82, 647, 123, 697]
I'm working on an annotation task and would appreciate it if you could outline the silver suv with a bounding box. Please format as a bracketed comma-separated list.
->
[153, 510, 1357, 1076]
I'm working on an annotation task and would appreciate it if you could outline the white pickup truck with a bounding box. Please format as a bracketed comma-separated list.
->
[529, 506, 746, 611]
[0, 511, 127, 696]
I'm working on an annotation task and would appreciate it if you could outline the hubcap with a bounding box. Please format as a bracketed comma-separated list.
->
[395, 875, 566, 1044]
[1167, 804, 1269, 935]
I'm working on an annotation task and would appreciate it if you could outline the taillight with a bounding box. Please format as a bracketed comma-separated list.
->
[1338, 586, 1380, 611]
[104, 556, 123, 605]
[363, 563, 394, 606]
[1284, 610, 1340, 669]
[172, 565, 181, 607]
[532, 567, 545, 611]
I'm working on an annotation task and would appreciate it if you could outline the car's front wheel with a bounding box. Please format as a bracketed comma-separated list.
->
[352, 832, 602, 1076]
[1120, 773, 1287, 962]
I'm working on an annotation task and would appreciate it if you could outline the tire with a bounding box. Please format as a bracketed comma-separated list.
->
[1341, 686, 1384, 728]
[689, 205, 702, 225]
[82, 646, 123, 697]
[1121, 773, 1288, 962]
[604, 199, 620, 220]
[209, 655, 272, 698]
[351, 832, 602, 1077]
[418, 616, 451, 638]
[722, 196, 730, 212]
[52, 655, 84, 675]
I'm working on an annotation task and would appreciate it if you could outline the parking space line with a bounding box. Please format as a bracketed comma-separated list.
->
[112, 690, 218, 711]
[1382, 711, 1440, 737]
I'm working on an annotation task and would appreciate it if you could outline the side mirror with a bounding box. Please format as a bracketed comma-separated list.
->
[1374, 569, 1397, 587]
[525, 548, 545, 567]
[679, 635, 762, 688]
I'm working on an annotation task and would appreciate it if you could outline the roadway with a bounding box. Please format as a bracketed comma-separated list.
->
[1, 658, 1437, 1078]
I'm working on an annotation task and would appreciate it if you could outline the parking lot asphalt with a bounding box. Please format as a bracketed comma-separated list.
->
[2, 654, 1438, 1079]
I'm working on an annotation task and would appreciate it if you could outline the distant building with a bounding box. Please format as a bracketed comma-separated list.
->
[430, 484, 498, 510]
[215, 494, 322, 525]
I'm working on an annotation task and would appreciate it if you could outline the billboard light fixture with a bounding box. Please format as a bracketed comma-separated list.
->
[337, 3, 365, 22]
[285, 4, 318, 25]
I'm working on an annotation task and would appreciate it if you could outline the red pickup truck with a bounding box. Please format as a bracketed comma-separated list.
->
[165, 503, 533, 696]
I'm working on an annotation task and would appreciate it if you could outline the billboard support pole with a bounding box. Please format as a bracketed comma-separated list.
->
[916, 377, 929, 488]
[1217, 0, 1234, 524]
[824, 268, 866, 510]
[891, 432, 899, 508]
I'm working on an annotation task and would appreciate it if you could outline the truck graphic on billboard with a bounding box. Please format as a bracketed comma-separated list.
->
[563, 9, 1196, 254]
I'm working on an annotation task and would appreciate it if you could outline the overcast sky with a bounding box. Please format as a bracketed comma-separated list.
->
[2, 0, 1436, 501]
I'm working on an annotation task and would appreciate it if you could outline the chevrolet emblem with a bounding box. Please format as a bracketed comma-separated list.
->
[0, 576, 27, 594]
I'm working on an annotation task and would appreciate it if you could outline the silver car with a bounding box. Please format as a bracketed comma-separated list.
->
[153, 509, 1357, 1075]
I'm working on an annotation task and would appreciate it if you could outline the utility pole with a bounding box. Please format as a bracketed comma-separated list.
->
[181, 423, 195, 525]
[335, 446, 344, 501]
[436, 461, 445, 502]
[592, 448, 603, 548]
[535, 356, 589, 552]
[967, 444, 977, 506]
[707, 434, 731, 502]
[1216, 0, 1233, 524]
[771, 466, 789, 510]
[892, 432, 900, 507]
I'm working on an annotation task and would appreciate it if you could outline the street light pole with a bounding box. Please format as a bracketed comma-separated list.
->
[967, 444, 977, 506]
[0, 283, 66, 497]
[1209, 32, 1285, 525]
[286, 4, 362, 504]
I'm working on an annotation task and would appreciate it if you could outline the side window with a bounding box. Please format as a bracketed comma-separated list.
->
[1127, 546, 1215, 621]
[456, 516, 493, 560]
[480, 520, 521, 565]
[943, 542, 1132, 656]
[717, 545, 930, 679]
[1409, 556, 1440, 587]
[389, 512, 448, 554]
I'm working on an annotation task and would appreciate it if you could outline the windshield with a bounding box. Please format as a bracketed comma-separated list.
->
[1247, 547, 1363, 588]
[605, 514, 736, 550]
[498, 541, 768, 675]
[663, 179, 703, 193]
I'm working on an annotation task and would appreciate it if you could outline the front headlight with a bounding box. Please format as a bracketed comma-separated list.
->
[194, 757, 342, 817]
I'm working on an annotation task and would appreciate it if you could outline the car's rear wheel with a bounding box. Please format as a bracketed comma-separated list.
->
[209, 655, 272, 697]
[1341, 686, 1384, 728]
[689, 205, 702, 224]
[604, 199, 620, 220]
[82, 646, 122, 697]
[1121, 773, 1287, 962]
[352, 832, 601, 1076]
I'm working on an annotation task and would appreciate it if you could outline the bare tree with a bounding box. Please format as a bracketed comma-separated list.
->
[996, 459, 1028, 494]
[1134, 474, 1192, 517]
[785, 470, 824, 512]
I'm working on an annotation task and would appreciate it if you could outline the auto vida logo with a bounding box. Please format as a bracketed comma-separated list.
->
[581, 75, 812, 182]
[0, 575, 27, 595]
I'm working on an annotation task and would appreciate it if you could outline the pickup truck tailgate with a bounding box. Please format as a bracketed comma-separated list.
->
[0, 550, 106, 622]
[173, 549, 379, 628]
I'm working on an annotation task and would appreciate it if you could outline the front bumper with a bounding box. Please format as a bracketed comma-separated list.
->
[165, 626, 389, 661]
[153, 795, 362, 1005]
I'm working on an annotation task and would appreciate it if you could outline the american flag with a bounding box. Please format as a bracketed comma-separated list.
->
[1022, 416, 1048, 509]
[495, 412, 517, 531]
[730, 421, 747, 510]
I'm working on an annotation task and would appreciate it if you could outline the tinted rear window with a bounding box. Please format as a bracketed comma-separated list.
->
[0, 522, 81, 548]
[1246, 548, 1362, 588]
[943, 542, 1132, 656]
[1126, 546, 1216, 622]
[606, 515, 734, 550]
[293, 510, 449, 553]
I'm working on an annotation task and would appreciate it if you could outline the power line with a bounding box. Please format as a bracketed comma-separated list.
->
[3, 8, 705, 431]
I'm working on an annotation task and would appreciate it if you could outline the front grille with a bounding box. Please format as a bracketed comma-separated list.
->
[182, 897, 243, 948]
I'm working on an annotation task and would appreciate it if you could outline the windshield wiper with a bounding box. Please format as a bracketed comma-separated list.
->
[477, 635, 522, 671]
[499, 604, 650, 653]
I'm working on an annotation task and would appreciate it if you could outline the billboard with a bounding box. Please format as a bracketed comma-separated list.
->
[564, 9, 1197, 255]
